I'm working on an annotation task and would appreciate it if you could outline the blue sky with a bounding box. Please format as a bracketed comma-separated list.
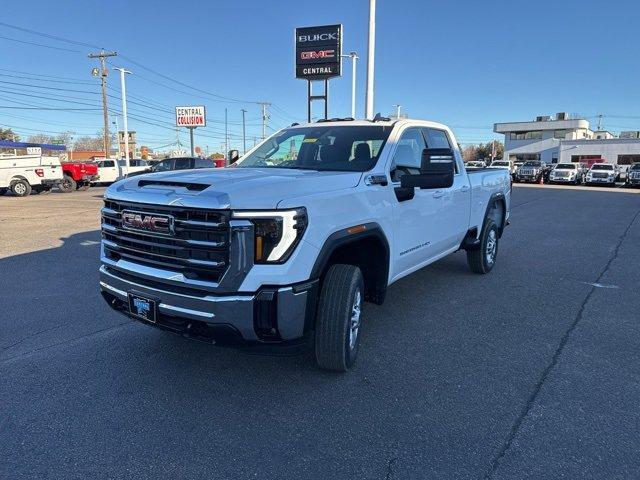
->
[2, 0, 639, 152]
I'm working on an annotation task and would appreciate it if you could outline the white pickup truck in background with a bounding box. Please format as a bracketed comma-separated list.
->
[99, 118, 511, 371]
[0, 154, 63, 196]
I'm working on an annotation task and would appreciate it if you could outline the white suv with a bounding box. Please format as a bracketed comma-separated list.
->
[549, 163, 583, 185]
[585, 163, 618, 186]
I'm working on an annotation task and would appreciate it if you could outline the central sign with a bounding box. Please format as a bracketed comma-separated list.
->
[295, 24, 342, 80]
[175, 106, 206, 128]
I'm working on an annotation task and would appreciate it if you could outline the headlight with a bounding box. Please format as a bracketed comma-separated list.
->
[233, 208, 307, 263]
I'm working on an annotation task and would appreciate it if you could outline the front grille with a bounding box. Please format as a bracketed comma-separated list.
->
[592, 172, 609, 178]
[519, 169, 535, 176]
[630, 171, 640, 179]
[101, 199, 230, 283]
[554, 171, 570, 178]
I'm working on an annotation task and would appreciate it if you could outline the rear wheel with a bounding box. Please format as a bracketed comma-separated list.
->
[10, 179, 31, 197]
[467, 220, 499, 274]
[314, 264, 364, 372]
[58, 175, 76, 193]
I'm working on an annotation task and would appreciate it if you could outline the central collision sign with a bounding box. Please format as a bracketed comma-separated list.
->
[295, 24, 342, 80]
[175, 106, 206, 127]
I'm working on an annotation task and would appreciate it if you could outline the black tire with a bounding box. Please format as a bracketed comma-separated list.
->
[10, 179, 32, 197]
[467, 219, 499, 274]
[58, 175, 76, 193]
[0, 187, 7, 196]
[77, 183, 90, 191]
[314, 264, 365, 372]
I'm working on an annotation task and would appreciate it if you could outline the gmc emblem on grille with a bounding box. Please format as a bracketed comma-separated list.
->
[121, 210, 174, 235]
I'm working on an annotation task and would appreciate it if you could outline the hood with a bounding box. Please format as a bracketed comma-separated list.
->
[106, 167, 362, 209]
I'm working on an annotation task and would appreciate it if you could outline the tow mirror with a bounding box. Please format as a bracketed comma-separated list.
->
[228, 149, 240, 164]
[400, 148, 455, 189]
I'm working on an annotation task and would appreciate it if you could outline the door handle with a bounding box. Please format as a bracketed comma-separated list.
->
[432, 190, 445, 198]
[460, 185, 470, 192]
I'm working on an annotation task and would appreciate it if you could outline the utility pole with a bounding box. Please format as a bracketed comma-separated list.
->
[597, 113, 603, 131]
[341, 52, 359, 118]
[259, 102, 271, 139]
[365, 0, 376, 119]
[116, 68, 132, 174]
[224, 107, 229, 157]
[393, 104, 402, 119]
[88, 50, 117, 157]
[241, 108, 247, 154]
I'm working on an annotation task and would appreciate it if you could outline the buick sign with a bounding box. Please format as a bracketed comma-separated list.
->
[295, 24, 342, 80]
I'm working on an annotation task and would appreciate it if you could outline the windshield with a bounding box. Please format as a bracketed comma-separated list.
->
[591, 164, 613, 170]
[522, 161, 541, 167]
[235, 125, 391, 172]
[630, 163, 640, 170]
[556, 164, 575, 169]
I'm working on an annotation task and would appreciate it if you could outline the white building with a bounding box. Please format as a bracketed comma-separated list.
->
[494, 113, 640, 168]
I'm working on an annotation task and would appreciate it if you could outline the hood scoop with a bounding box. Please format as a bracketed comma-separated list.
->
[137, 179, 210, 191]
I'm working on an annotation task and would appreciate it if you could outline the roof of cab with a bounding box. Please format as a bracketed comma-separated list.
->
[287, 118, 452, 131]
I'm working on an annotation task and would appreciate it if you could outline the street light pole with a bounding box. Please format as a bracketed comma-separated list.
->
[341, 52, 358, 118]
[365, 0, 376, 119]
[116, 68, 132, 175]
[241, 108, 247, 154]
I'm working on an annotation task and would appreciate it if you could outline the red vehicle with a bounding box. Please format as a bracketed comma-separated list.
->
[58, 161, 99, 192]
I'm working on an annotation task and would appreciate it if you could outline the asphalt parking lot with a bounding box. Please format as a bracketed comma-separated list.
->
[1, 185, 639, 479]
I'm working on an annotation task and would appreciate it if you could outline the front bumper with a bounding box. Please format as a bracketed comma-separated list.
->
[550, 176, 576, 183]
[99, 264, 317, 351]
[586, 177, 615, 184]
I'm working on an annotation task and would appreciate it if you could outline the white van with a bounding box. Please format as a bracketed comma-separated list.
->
[0, 154, 64, 196]
[93, 158, 150, 184]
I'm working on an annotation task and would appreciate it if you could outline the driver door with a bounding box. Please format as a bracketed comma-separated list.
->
[389, 128, 445, 277]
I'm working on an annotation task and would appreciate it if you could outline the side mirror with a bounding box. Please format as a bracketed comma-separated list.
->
[400, 148, 455, 189]
[228, 149, 240, 164]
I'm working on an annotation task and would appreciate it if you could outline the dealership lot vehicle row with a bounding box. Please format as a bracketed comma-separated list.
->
[1, 187, 639, 478]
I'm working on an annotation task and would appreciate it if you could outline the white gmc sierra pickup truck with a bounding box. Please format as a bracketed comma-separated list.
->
[100, 118, 511, 371]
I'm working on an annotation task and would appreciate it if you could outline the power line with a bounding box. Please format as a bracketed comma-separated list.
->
[0, 34, 81, 53]
[0, 21, 101, 49]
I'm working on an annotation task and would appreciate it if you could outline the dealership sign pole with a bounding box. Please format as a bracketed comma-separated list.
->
[175, 106, 206, 156]
[295, 24, 343, 122]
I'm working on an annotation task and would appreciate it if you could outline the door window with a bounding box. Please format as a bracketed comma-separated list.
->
[103, 160, 115, 168]
[390, 128, 426, 182]
[174, 158, 192, 170]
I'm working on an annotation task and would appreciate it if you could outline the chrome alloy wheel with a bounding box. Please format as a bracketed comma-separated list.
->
[485, 229, 497, 265]
[349, 290, 362, 350]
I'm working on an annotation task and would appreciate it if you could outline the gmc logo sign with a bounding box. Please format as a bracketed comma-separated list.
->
[121, 210, 174, 235]
[300, 50, 335, 60]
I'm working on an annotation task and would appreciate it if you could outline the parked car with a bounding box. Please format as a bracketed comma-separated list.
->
[585, 163, 619, 186]
[0, 154, 63, 196]
[94, 158, 150, 184]
[549, 163, 584, 185]
[99, 118, 511, 371]
[58, 161, 99, 192]
[125, 157, 215, 178]
[465, 160, 486, 169]
[487, 160, 515, 174]
[624, 162, 640, 188]
[514, 161, 549, 183]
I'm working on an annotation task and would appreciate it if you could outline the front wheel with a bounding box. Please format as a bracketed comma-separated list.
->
[58, 175, 76, 193]
[467, 220, 499, 274]
[314, 264, 364, 372]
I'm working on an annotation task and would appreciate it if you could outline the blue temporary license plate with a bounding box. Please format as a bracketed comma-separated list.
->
[128, 292, 157, 323]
